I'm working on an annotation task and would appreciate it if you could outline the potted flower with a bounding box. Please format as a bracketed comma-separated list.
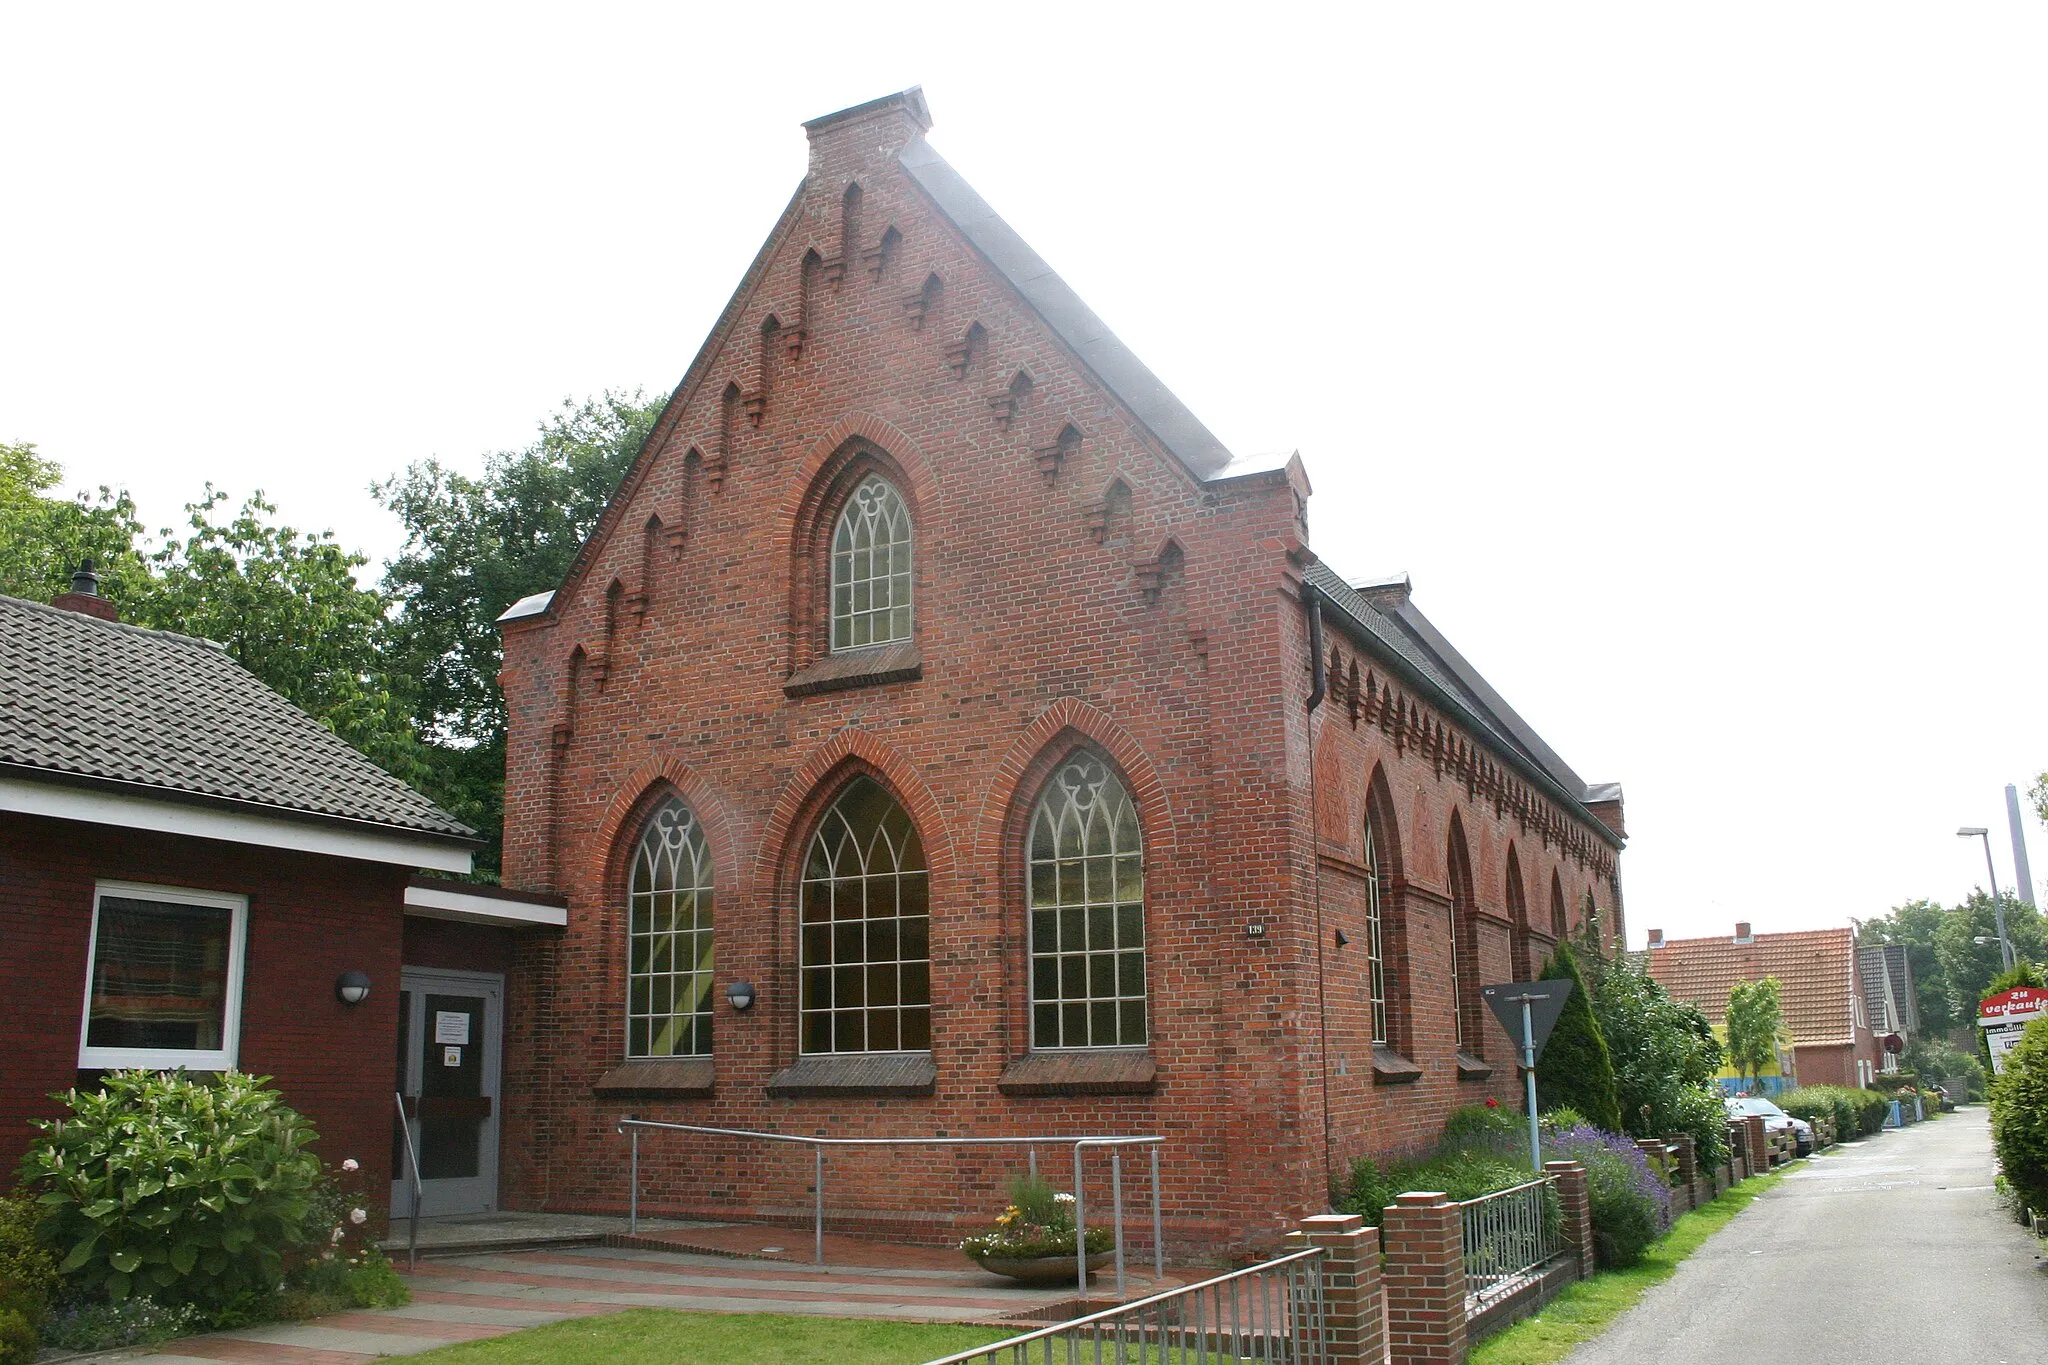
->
[960, 1175, 1115, 1283]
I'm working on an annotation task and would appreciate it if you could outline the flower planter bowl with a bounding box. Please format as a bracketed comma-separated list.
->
[970, 1249, 1113, 1284]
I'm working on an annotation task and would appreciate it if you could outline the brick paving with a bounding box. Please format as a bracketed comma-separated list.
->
[116, 1238, 1152, 1362]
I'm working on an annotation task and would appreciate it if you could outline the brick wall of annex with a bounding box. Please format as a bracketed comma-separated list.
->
[492, 100, 1625, 1251]
[0, 812, 409, 1196]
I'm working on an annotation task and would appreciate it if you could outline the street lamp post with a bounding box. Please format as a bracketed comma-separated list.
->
[1959, 826, 2016, 970]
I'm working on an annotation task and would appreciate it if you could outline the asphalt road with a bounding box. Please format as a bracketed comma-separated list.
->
[1564, 1106, 2048, 1364]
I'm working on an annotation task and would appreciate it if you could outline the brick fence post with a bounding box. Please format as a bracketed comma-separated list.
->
[1746, 1115, 1768, 1171]
[1383, 1191, 1467, 1365]
[1544, 1160, 1594, 1281]
[1665, 1133, 1699, 1207]
[1290, 1213, 1384, 1365]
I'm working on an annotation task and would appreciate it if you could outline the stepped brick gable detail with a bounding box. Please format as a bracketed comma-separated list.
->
[493, 89, 1626, 1252]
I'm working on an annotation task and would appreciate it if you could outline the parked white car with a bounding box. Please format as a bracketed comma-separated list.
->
[1725, 1096, 1813, 1155]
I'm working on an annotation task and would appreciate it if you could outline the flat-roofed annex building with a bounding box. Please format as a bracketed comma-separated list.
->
[493, 89, 1629, 1250]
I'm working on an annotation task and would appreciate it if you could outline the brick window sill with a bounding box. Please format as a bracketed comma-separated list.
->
[1371, 1045, 1423, 1085]
[783, 642, 922, 698]
[765, 1052, 936, 1098]
[592, 1057, 714, 1098]
[1456, 1052, 1494, 1081]
[997, 1050, 1157, 1097]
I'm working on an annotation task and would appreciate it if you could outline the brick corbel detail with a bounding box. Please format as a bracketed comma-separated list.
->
[1545, 1160, 1594, 1281]
[742, 392, 767, 427]
[819, 256, 847, 290]
[986, 391, 1021, 427]
[782, 326, 808, 360]
[1286, 1214, 1384, 1365]
[1383, 1191, 1467, 1365]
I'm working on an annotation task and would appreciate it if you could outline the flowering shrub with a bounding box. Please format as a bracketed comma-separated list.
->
[287, 1154, 408, 1315]
[18, 1071, 325, 1320]
[1541, 1120, 1672, 1269]
[959, 1176, 1112, 1261]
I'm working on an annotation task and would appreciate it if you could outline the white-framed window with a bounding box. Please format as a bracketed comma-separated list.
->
[627, 797, 714, 1058]
[1363, 814, 1388, 1045]
[830, 476, 913, 651]
[1028, 755, 1147, 1049]
[799, 777, 931, 1053]
[78, 880, 248, 1071]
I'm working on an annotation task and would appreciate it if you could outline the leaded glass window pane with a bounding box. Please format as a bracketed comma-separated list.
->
[627, 798, 714, 1057]
[1028, 756, 1146, 1048]
[830, 476, 913, 651]
[1364, 814, 1388, 1045]
[799, 777, 931, 1053]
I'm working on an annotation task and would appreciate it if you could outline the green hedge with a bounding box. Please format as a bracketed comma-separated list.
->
[1991, 1017, 2048, 1219]
[0, 1193, 58, 1365]
[1778, 1085, 1890, 1138]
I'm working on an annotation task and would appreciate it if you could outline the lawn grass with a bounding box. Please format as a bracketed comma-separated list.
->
[1469, 1166, 1788, 1365]
[403, 1309, 1015, 1364]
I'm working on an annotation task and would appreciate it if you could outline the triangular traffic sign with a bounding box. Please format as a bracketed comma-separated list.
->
[1480, 979, 1575, 1061]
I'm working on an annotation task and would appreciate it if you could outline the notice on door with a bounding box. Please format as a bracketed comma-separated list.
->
[434, 1011, 471, 1046]
[442, 1046, 463, 1068]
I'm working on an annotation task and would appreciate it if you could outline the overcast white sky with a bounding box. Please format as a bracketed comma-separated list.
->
[4, 5, 2044, 943]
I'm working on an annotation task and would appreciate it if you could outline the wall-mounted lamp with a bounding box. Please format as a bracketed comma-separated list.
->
[1333, 929, 1350, 949]
[335, 970, 372, 1006]
[725, 980, 757, 1012]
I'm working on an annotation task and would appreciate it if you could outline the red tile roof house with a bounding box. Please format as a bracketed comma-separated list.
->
[1644, 922, 1887, 1092]
[487, 89, 1631, 1256]
[0, 573, 565, 1218]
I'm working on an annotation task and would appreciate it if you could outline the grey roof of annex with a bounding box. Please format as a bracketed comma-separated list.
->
[0, 595, 475, 843]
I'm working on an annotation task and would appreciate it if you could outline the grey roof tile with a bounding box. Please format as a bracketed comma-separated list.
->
[0, 595, 474, 842]
[1304, 562, 1620, 847]
[897, 139, 1239, 483]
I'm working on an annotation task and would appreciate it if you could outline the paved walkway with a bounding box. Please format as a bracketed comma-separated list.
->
[117, 1239, 1151, 1363]
[1565, 1106, 2048, 1364]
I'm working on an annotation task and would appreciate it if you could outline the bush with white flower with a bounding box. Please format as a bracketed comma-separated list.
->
[960, 1176, 1113, 1261]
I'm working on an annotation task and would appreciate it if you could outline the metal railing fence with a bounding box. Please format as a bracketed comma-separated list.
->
[917, 1247, 1331, 1365]
[615, 1118, 1163, 1297]
[1458, 1177, 1559, 1310]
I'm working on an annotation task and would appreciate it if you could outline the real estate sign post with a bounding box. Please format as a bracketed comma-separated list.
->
[1979, 987, 2048, 1074]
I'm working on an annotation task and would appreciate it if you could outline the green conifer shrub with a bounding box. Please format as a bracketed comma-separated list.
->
[1534, 940, 1623, 1131]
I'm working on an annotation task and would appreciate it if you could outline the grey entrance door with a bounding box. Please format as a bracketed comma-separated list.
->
[391, 968, 502, 1217]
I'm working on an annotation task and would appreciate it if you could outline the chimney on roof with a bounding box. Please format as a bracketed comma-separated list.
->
[803, 88, 932, 180]
[1351, 572, 1412, 612]
[1733, 921, 1753, 945]
[1647, 928, 1665, 948]
[51, 559, 118, 622]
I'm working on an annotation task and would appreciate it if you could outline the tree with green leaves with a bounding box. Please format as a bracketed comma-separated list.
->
[1935, 891, 2046, 1025]
[133, 487, 427, 786]
[3, 445, 429, 797]
[0, 442, 151, 607]
[376, 392, 663, 877]
[1725, 976, 1785, 1093]
[1593, 952, 1728, 1164]
[1534, 939, 1622, 1131]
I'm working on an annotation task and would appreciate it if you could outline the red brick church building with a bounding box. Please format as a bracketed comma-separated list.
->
[492, 89, 1627, 1250]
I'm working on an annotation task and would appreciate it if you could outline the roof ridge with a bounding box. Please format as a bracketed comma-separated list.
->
[0, 593, 226, 652]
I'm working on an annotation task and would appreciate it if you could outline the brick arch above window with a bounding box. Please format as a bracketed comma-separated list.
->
[756, 726, 959, 902]
[974, 697, 1176, 872]
[781, 415, 938, 693]
[593, 758, 747, 907]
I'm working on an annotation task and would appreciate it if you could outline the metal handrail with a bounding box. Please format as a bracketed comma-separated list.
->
[916, 1246, 1329, 1365]
[393, 1090, 423, 1270]
[615, 1117, 1165, 1297]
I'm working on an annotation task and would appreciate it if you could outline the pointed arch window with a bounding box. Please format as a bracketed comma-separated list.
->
[1029, 755, 1147, 1049]
[627, 798, 714, 1058]
[830, 476, 913, 651]
[1364, 813, 1388, 1045]
[800, 777, 930, 1053]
